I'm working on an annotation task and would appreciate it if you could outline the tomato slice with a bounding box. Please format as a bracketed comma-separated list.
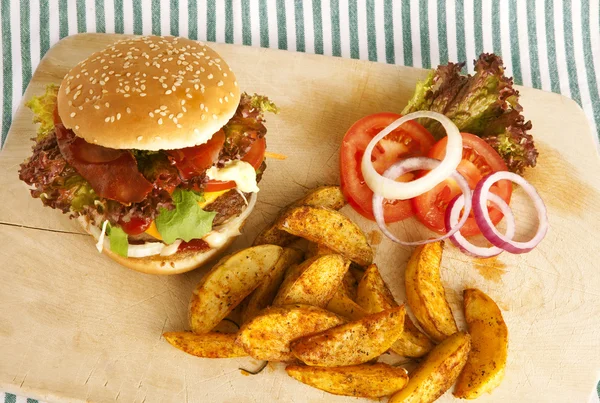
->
[340, 113, 436, 222]
[412, 133, 513, 236]
[204, 137, 266, 192]
[167, 130, 226, 180]
[118, 216, 153, 236]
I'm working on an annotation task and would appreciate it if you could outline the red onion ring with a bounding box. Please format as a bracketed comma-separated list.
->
[372, 157, 472, 246]
[445, 193, 516, 258]
[473, 171, 548, 254]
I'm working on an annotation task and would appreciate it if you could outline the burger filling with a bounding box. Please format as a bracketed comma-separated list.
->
[19, 85, 278, 258]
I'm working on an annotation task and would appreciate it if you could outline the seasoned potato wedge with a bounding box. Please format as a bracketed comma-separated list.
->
[163, 332, 247, 358]
[390, 332, 472, 403]
[454, 289, 508, 399]
[291, 306, 406, 366]
[286, 363, 409, 398]
[189, 245, 283, 334]
[277, 206, 373, 266]
[340, 270, 359, 300]
[242, 248, 304, 323]
[405, 242, 458, 342]
[326, 288, 368, 320]
[236, 305, 344, 361]
[273, 254, 350, 308]
[253, 186, 346, 246]
[356, 264, 433, 358]
[306, 242, 336, 259]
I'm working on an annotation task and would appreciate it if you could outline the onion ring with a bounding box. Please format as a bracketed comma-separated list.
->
[372, 157, 471, 246]
[473, 172, 548, 254]
[446, 193, 516, 258]
[361, 111, 463, 200]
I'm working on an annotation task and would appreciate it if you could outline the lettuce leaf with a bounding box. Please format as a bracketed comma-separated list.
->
[25, 84, 59, 140]
[107, 223, 129, 257]
[402, 54, 537, 174]
[155, 189, 217, 244]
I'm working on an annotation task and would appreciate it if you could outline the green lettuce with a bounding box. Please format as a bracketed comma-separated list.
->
[248, 93, 280, 114]
[25, 84, 58, 140]
[155, 189, 217, 244]
[107, 223, 129, 257]
[401, 54, 537, 174]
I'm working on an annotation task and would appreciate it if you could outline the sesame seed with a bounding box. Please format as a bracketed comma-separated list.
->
[110, 116, 115, 123]
[105, 117, 110, 122]
[165, 90, 172, 95]
[194, 84, 199, 90]
[217, 81, 223, 87]
[137, 136, 143, 141]
[126, 107, 131, 114]
[75, 125, 80, 130]
[70, 112, 76, 117]
[158, 118, 163, 125]
[89, 89, 94, 95]
[149, 112, 154, 117]
[124, 94, 131, 98]
[207, 74, 213, 79]
[140, 93, 146, 97]
[105, 102, 110, 108]
[201, 114, 206, 120]
[177, 124, 183, 129]
[186, 94, 192, 98]
[94, 105, 100, 110]
[160, 105, 167, 110]
[194, 128, 200, 134]
[65, 87, 71, 95]
[116, 113, 121, 120]
[223, 73, 228, 77]
[176, 113, 183, 118]
[68, 100, 73, 106]
[200, 103, 204, 110]
[229, 92, 234, 97]
[182, 106, 187, 112]
[212, 114, 217, 120]
[225, 96, 229, 102]
[219, 98, 223, 104]
[78, 106, 84, 110]
[173, 117, 178, 124]
[234, 81, 238, 87]
[180, 100, 186, 105]
[169, 113, 174, 119]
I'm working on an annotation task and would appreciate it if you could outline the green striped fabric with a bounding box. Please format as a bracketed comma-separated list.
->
[0, 1, 599, 402]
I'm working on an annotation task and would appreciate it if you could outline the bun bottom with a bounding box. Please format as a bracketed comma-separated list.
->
[77, 217, 239, 275]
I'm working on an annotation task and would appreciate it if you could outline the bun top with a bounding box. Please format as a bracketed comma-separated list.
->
[57, 36, 241, 150]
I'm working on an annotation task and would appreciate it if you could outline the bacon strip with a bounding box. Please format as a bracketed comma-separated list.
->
[55, 124, 153, 204]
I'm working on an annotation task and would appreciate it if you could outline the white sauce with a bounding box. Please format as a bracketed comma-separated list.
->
[206, 160, 259, 193]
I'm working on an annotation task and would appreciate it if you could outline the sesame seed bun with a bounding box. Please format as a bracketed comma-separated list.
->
[57, 35, 241, 151]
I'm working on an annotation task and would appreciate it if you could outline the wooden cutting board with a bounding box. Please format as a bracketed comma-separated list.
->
[1, 33, 599, 403]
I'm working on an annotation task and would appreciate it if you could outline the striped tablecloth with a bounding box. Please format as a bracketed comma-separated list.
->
[1, 1, 599, 403]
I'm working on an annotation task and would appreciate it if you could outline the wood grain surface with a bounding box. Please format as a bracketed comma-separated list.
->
[1, 33, 599, 403]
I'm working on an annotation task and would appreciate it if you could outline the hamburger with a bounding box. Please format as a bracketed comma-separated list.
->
[18, 36, 278, 275]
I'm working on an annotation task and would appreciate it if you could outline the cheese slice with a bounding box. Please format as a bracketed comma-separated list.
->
[144, 189, 230, 240]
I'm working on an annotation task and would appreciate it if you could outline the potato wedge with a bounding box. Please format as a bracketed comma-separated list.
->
[326, 288, 368, 320]
[291, 306, 406, 366]
[241, 248, 304, 323]
[356, 264, 433, 358]
[306, 242, 336, 259]
[273, 254, 350, 308]
[163, 332, 247, 358]
[454, 289, 508, 399]
[253, 186, 345, 246]
[286, 363, 409, 398]
[405, 242, 457, 342]
[390, 332, 471, 403]
[236, 304, 344, 361]
[277, 206, 373, 266]
[189, 245, 283, 334]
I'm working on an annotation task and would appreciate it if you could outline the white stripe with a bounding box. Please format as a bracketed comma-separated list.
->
[516, 0, 532, 87]
[463, 0, 476, 73]
[481, 0, 493, 53]
[409, 0, 421, 67]
[428, 0, 440, 68]
[590, 0, 600, 102]
[321, 0, 333, 56]
[85, 0, 97, 34]
[571, 0, 599, 145]
[123, 0, 134, 34]
[29, 0, 40, 75]
[141, 1, 152, 35]
[160, 0, 170, 36]
[249, 0, 260, 46]
[303, 0, 316, 54]
[232, 0, 243, 44]
[179, 0, 189, 38]
[285, 0, 297, 51]
[267, 0, 279, 48]
[374, 0, 386, 63]
[215, 0, 226, 43]
[104, 0, 115, 34]
[391, 0, 404, 65]
[445, 0, 457, 63]
[197, 0, 207, 41]
[356, 0, 368, 60]
[534, 0, 551, 91]
[11, 0, 23, 109]
[15, 395, 28, 403]
[67, 0, 77, 35]
[338, 0, 351, 58]
[552, 0, 571, 97]
[499, 2, 514, 79]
